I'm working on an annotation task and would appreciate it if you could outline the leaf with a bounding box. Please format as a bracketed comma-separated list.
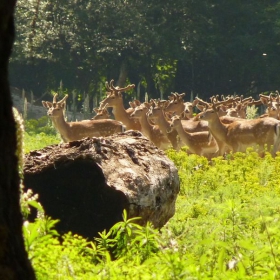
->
[28, 200, 43, 211]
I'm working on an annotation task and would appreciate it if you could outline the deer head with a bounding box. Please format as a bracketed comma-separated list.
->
[259, 91, 280, 119]
[92, 103, 111, 120]
[42, 94, 68, 119]
[100, 80, 135, 107]
[168, 115, 181, 133]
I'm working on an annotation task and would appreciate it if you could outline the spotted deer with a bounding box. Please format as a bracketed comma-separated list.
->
[99, 80, 141, 131]
[42, 94, 125, 142]
[168, 115, 218, 158]
[199, 101, 280, 157]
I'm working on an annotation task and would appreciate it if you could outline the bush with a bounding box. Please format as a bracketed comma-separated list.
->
[25, 116, 57, 136]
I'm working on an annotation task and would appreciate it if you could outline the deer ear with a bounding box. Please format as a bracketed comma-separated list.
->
[93, 108, 98, 113]
[60, 102, 66, 109]
[236, 103, 242, 110]
[42, 101, 52, 108]
[260, 96, 269, 105]
[219, 105, 227, 112]
[196, 104, 205, 112]
[143, 102, 150, 108]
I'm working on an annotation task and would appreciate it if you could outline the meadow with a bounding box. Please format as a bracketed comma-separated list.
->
[21, 117, 280, 279]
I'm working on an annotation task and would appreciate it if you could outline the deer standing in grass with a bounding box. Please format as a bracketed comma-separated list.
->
[168, 115, 218, 158]
[199, 101, 280, 157]
[99, 80, 141, 131]
[42, 94, 125, 142]
[130, 103, 171, 150]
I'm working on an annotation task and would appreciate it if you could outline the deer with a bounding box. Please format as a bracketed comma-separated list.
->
[167, 115, 218, 158]
[164, 97, 209, 133]
[165, 92, 197, 119]
[199, 101, 280, 157]
[195, 95, 252, 119]
[127, 99, 141, 115]
[146, 99, 182, 150]
[169, 116, 219, 159]
[259, 91, 280, 119]
[130, 103, 171, 150]
[42, 94, 126, 142]
[195, 96, 250, 125]
[99, 80, 142, 131]
[92, 103, 111, 120]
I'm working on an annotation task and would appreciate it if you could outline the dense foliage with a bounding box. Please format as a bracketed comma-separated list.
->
[11, 1, 280, 105]
[22, 130, 280, 279]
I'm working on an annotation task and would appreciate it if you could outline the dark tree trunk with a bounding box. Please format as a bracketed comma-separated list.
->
[117, 60, 128, 88]
[0, 1, 36, 279]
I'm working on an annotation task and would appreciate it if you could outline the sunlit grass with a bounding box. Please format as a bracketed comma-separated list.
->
[24, 132, 60, 153]
[22, 128, 280, 279]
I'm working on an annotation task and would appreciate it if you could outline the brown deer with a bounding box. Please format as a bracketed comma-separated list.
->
[168, 115, 218, 158]
[165, 92, 197, 119]
[99, 80, 141, 131]
[259, 91, 280, 119]
[130, 103, 171, 150]
[199, 101, 280, 157]
[42, 94, 125, 142]
[92, 103, 111, 120]
[146, 100, 182, 150]
[195, 95, 251, 118]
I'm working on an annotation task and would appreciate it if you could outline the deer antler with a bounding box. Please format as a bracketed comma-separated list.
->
[212, 95, 235, 106]
[57, 94, 68, 104]
[169, 92, 178, 101]
[248, 98, 265, 106]
[105, 81, 111, 91]
[53, 93, 68, 105]
[259, 93, 269, 100]
[195, 97, 211, 107]
[240, 96, 253, 104]
[53, 93, 58, 103]
[178, 93, 185, 100]
[110, 79, 135, 93]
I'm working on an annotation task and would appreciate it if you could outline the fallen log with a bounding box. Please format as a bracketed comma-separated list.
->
[23, 131, 180, 239]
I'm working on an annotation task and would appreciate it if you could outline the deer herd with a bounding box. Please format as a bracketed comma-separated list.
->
[42, 80, 280, 159]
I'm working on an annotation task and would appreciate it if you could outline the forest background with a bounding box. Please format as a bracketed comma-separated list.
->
[10, 0, 280, 110]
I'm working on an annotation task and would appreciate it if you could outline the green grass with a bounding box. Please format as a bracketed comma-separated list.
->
[22, 131, 280, 279]
[24, 132, 60, 153]
[23, 116, 61, 153]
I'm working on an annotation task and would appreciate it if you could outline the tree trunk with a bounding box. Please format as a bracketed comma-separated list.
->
[0, 1, 36, 279]
[23, 132, 180, 239]
[117, 60, 128, 88]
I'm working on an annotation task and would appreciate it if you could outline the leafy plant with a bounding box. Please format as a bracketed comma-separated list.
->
[20, 125, 280, 279]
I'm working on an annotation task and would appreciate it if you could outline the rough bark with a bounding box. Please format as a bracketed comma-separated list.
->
[24, 131, 180, 239]
[0, 1, 36, 279]
[116, 60, 128, 88]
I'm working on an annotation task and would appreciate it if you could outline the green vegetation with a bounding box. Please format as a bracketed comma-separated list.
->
[11, 1, 280, 102]
[24, 116, 60, 153]
[23, 129, 280, 279]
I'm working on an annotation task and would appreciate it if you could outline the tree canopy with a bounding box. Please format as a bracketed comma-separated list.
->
[10, 0, 280, 102]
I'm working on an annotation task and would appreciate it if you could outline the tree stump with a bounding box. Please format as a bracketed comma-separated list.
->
[23, 131, 180, 239]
